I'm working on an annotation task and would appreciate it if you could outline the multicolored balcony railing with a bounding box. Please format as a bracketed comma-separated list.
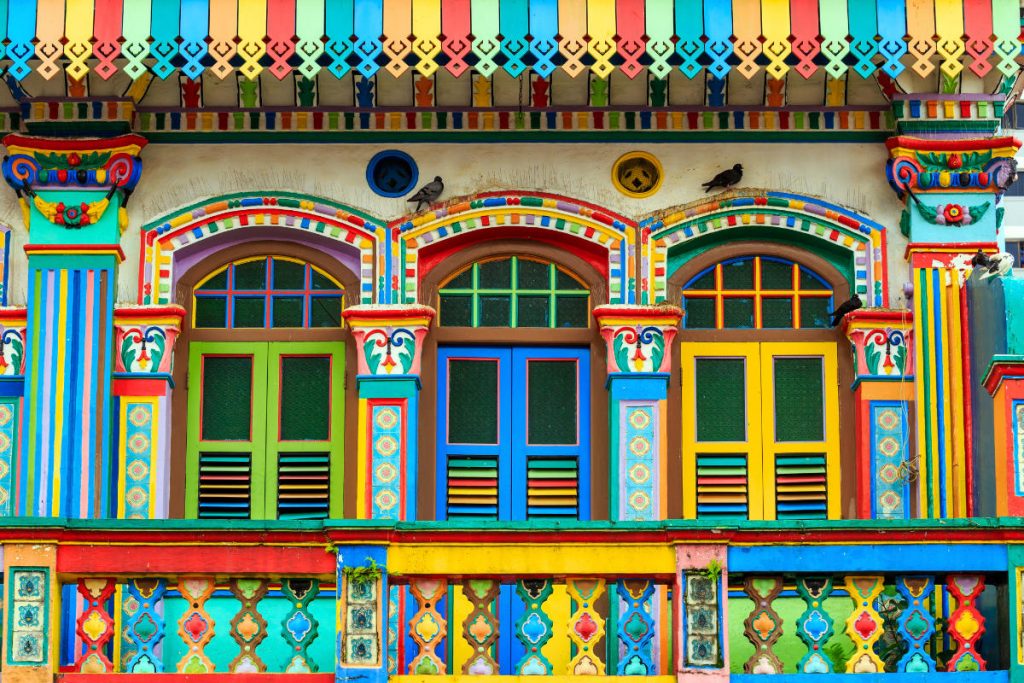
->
[0, 518, 1017, 682]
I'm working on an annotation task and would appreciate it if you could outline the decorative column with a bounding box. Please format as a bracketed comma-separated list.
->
[336, 545, 389, 683]
[843, 309, 915, 519]
[1, 134, 145, 517]
[983, 353, 1024, 517]
[0, 307, 26, 517]
[676, 545, 727, 681]
[593, 304, 681, 521]
[342, 305, 433, 521]
[3, 542, 58, 683]
[112, 305, 184, 519]
[887, 133, 1019, 518]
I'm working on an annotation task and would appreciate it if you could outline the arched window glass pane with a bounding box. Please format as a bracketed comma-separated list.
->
[682, 256, 834, 330]
[438, 256, 590, 328]
[193, 256, 343, 329]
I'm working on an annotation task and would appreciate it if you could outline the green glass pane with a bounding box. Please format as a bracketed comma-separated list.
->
[448, 359, 499, 444]
[272, 297, 304, 327]
[311, 270, 340, 291]
[518, 295, 551, 327]
[761, 259, 793, 290]
[774, 357, 825, 442]
[194, 297, 227, 328]
[687, 269, 716, 290]
[694, 358, 746, 442]
[480, 295, 511, 327]
[684, 297, 716, 328]
[197, 269, 228, 290]
[233, 259, 267, 290]
[800, 298, 832, 329]
[444, 268, 473, 290]
[233, 297, 266, 328]
[272, 260, 306, 289]
[439, 294, 473, 327]
[555, 296, 589, 328]
[310, 296, 342, 328]
[528, 360, 577, 445]
[556, 268, 587, 290]
[722, 259, 754, 289]
[518, 259, 550, 289]
[761, 297, 793, 328]
[479, 259, 512, 289]
[800, 268, 829, 290]
[722, 297, 754, 328]
[280, 356, 331, 440]
[201, 356, 253, 441]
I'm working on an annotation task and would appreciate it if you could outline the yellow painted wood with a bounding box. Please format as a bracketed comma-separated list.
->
[681, 341, 840, 520]
[386, 544, 676, 577]
[759, 341, 840, 520]
[680, 342, 762, 519]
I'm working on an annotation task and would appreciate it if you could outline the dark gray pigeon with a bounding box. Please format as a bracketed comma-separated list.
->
[702, 163, 743, 193]
[407, 176, 444, 211]
[829, 294, 863, 327]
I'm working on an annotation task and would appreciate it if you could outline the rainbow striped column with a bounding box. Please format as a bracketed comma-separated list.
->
[343, 305, 434, 521]
[1, 134, 146, 518]
[888, 135, 1020, 518]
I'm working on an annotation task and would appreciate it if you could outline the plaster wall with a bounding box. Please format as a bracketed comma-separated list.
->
[0, 141, 908, 306]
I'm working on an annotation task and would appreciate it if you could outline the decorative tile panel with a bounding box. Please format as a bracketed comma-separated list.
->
[7, 568, 47, 666]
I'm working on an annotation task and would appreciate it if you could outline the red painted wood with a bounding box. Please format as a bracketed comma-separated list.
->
[441, 0, 472, 77]
[789, 0, 820, 78]
[615, 0, 645, 78]
[963, 0, 994, 76]
[56, 544, 336, 575]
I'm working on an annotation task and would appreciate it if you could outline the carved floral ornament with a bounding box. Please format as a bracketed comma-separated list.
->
[342, 305, 435, 377]
[113, 305, 185, 375]
[593, 305, 683, 374]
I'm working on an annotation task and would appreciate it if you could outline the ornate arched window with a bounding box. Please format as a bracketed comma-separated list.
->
[193, 256, 344, 329]
[438, 256, 589, 328]
[178, 248, 353, 521]
[681, 256, 834, 330]
[670, 246, 850, 523]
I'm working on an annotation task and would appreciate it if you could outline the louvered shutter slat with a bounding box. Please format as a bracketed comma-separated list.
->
[775, 454, 828, 519]
[277, 452, 330, 520]
[198, 453, 252, 518]
[696, 454, 749, 519]
[447, 455, 499, 519]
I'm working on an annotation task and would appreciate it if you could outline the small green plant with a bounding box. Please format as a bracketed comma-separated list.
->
[342, 557, 383, 586]
[703, 558, 722, 583]
[824, 641, 855, 672]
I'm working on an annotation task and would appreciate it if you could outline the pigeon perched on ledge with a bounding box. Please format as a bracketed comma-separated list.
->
[702, 164, 743, 193]
[407, 176, 444, 212]
[981, 252, 1015, 279]
[971, 249, 991, 268]
[829, 294, 863, 327]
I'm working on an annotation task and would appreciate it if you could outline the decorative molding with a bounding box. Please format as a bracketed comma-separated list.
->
[593, 305, 682, 374]
[886, 136, 1022, 199]
[843, 309, 914, 380]
[2, 1, 1016, 83]
[645, 191, 888, 307]
[343, 305, 434, 377]
[393, 193, 634, 305]
[139, 194, 383, 306]
[113, 305, 185, 375]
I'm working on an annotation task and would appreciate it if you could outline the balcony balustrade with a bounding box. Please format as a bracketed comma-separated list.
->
[0, 519, 1006, 682]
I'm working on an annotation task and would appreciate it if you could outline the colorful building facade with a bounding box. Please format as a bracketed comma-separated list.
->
[0, 1, 1021, 681]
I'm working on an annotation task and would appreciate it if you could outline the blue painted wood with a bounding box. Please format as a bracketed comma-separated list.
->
[728, 544, 1007, 573]
[435, 346, 511, 521]
[895, 575, 936, 672]
[511, 347, 590, 522]
[437, 346, 590, 522]
[795, 577, 834, 673]
[616, 579, 656, 674]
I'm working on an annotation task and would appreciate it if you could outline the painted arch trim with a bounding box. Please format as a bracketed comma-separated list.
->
[139, 193, 385, 306]
[642, 191, 888, 308]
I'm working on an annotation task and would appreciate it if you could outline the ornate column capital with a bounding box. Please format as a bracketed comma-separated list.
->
[112, 305, 185, 378]
[0, 307, 26, 378]
[1, 134, 146, 233]
[842, 309, 914, 382]
[886, 136, 1021, 200]
[592, 304, 682, 374]
[342, 305, 435, 376]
